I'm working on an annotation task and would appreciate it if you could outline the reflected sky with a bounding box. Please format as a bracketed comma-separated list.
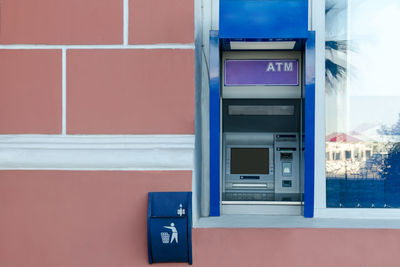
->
[326, 0, 400, 208]
[326, 0, 400, 134]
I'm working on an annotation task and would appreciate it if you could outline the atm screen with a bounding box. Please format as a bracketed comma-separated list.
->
[230, 148, 269, 174]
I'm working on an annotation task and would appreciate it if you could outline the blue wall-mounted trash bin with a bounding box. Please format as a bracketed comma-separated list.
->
[147, 192, 192, 264]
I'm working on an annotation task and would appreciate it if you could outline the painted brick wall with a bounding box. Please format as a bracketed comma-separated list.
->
[0, 0, 195, 134]
[129, 0, 194, 44]
[0, 2, 196, 267]
[1, 171, 400, 267]
[67, 49, 194, 134]
[0, 0, 123, 44]
[0, 171, 193, 267]
[0, 50, 62, 133]
[2, 1, 400, 267]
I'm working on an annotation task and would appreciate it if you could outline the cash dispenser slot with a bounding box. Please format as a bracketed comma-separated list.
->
[232, 183, 268, 188]
[276, 134, 297, 139]
[277, 147, 297, 151]
[240, 176, 260, 180]
[280, 152, 293, 160]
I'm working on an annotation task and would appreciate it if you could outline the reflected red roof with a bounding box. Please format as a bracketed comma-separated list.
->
[326, 132, 362, 142]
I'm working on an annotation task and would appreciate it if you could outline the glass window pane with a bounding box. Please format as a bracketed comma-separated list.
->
[326, 0, 400, 208]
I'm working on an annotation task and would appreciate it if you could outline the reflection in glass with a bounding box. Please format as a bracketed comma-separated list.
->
[325, 0, 400, 208]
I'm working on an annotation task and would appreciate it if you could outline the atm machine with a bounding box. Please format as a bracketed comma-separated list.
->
[220, 51, 305, 215]
[207, 0, 314, 217]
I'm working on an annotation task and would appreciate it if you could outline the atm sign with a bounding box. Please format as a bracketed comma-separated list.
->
[225, 59, 299, 86]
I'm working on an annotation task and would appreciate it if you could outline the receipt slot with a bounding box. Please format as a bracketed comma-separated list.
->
[147, 192, 192, 264]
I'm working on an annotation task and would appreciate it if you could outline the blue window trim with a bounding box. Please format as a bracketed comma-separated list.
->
[209, 30, 221, 216]
[209, 30, 316, 218]
[304, 31, 316, 218]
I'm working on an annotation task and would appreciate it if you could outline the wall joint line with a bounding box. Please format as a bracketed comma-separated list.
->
[124, 0, 129, 45]
[62, 48, 67, 135]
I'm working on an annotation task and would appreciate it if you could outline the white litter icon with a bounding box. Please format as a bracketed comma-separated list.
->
[160, 232, 170, 244]
[161, 222, 178, 244]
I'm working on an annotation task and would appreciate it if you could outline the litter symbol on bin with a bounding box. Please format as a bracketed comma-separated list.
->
[160, 232, 170, 244]
[161, 223, 178, 244]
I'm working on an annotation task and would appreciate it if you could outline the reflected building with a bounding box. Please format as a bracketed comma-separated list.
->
[325, 0, 400, 208]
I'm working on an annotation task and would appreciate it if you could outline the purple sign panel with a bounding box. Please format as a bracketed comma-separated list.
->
[225, 59, 299, 86]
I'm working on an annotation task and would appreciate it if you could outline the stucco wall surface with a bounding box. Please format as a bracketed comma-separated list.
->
[1, 0, 400, 267]
[1, 171, 399, 267]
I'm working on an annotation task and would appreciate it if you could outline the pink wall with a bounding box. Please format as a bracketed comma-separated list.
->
[67, 49, 194, 134]
[0, 50, 62, 134]
[194, 228, 400, 267]
[129, 0, 194, 44]
[0, 0, 194, 134]
[1, 1, 400, 267]
[0, 171, 192, 267]
[1, 171, 400, 267]
[0, 0, 122, 44]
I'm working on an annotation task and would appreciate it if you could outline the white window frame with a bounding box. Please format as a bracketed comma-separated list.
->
[313, 0, 400, 219]
[194, 0, 400, 228]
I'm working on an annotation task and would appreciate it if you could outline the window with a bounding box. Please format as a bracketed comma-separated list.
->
[326, 0, 400, 208]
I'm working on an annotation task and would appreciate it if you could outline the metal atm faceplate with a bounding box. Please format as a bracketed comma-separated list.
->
[225, 144, 275, 192]
[223, 133, 300, 202]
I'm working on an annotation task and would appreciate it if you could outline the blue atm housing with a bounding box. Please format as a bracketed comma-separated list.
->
[209, 0, 315, 217]
[219, 0, 308, 39]
[147, 192, 192, 264]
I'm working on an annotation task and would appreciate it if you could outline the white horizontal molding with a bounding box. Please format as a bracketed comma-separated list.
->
[194, 215, 400, 229]
[0, 135, 195, 170]
[315, 208, 400, 219]
[0, 44, 195, 50]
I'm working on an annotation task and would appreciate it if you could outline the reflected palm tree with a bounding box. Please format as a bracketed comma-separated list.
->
[325, 3, 348, 94]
